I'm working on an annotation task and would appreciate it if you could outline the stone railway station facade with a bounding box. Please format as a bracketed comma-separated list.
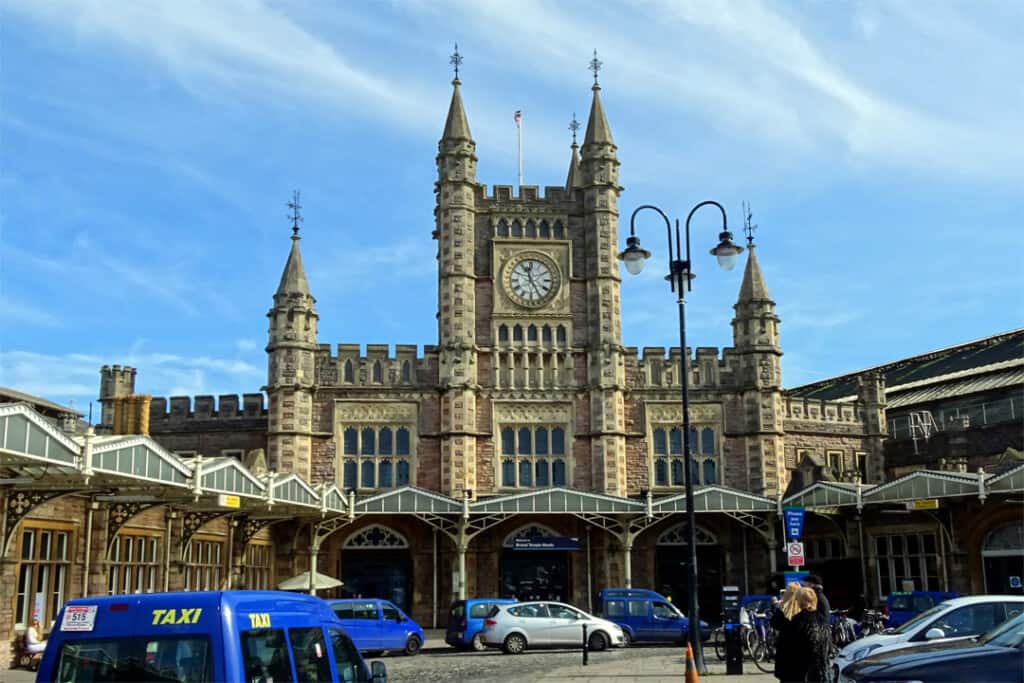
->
[2, 71, 1021, 667]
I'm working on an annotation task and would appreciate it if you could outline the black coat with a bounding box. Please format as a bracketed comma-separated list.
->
[772, 609, 830, 683]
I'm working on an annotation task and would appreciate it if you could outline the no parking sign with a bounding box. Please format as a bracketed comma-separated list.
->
[787, 541, 805, 567]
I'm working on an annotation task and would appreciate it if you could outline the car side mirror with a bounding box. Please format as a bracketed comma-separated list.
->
[371, 660, 387, 682]
[924, 628, 945, 640]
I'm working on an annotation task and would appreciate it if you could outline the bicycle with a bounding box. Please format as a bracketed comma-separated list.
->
[859, 609, 889, 637]
[750, 611, 776, 673]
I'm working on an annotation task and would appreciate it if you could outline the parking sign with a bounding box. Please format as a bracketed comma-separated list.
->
[787, 541, 805, 567]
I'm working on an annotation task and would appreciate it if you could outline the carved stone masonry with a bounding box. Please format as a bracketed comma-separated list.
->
[334, 401, 418, 423]
[493, 402, 572, 424]
[646, 402, 721, 424]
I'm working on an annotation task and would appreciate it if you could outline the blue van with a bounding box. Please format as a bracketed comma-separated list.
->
[36, 590, 386, 682]
[598, 588, 710, 645]
[446, 598, 517, 650]
[884, 591, 960, 628]
[326, 598, 425, 656]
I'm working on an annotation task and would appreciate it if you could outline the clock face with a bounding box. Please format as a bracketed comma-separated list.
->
[504, 254, 560, 308]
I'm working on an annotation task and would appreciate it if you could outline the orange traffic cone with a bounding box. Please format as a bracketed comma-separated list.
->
[685, 642, 700, 683]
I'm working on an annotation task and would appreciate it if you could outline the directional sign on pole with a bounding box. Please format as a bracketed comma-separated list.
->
[787, 541, 805, 568]
[783, 507, 806, 541]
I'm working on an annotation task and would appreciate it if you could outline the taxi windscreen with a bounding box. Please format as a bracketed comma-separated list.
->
[52, 635, 212, 682]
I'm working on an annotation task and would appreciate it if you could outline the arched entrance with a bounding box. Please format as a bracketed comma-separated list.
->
[654, 524, 721, 617]
[340, 525, 412, 611]
[983, 521, 1024, 594]
[501, 524, 572, 602]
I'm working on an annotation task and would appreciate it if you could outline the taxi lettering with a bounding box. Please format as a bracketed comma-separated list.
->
[151, 608, 203, 625]
[248, 612, 272, 628]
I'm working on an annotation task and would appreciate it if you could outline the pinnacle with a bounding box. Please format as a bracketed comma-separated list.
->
[582, 85, 614, 148]
[275, 234, 313, 300]
[738, 244, 772, 303]
[441, 79, 473, 142]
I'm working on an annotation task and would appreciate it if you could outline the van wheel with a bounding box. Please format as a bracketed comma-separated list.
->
[503, 632, 527, 654]
[588, 631, 609, 651]
[621, 630, 632, 647]
[403, 635, 422, 656]
[471, 632, 487, 651]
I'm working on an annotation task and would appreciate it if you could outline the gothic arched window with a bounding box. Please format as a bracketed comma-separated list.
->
[396, 428, 410, 455]
[525, 220, 537, 238]
[497, 219, 509, 237]
[655, 459, 668, 486]
[343, 360, 354, 383]
[498, 325, 509, 343]
[361, 428, 375, 455]
[379, 427, 393, 455]
[401, 360, 412, 383]
[378, 461, 393, 488]
[518, 428, 532, 454]
[528, 325, 538, 342]
[542, 326, 552, 344]
[552, 459, 567, 486]
[539, 220, 551, 238]
[511, 220, 523, 237]
[344, 428, 358, 455]
[556, 326, 567, 344]
[653, 429, 667, 455]
[513, 325, 523, 342]
[501, 428, 515, 455]
[671, 460, 684, 485]
[535, 427, 549, 455]
[703, 459, 716, 485]
[553, 221, 565, 239]
[702, 427, 715, 454]
[372, 361, 383, 383]
[670, 428, 683, 455]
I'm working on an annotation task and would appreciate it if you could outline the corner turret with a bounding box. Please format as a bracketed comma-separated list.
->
[266, 196, 319, 480]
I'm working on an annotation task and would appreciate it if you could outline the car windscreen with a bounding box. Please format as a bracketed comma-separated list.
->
[979, 613, 1024, 648]
[892, 603, 951, 634]
[53, 635, 212, 683]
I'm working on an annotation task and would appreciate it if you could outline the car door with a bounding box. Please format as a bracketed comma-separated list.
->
[651, 601, 684, 641]
[628, 600, 653, 640]
[546, 603, 585, 645]
[349, 600, 383, 650]
[380, 602, 405, 650]
[518, 603, 552, 645]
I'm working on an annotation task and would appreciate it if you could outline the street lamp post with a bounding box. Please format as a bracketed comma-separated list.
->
[618, 201, 743, 673]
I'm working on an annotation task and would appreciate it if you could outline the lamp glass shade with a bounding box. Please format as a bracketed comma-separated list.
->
[622, 252, 646, 275]
[716, 251, 738, 271]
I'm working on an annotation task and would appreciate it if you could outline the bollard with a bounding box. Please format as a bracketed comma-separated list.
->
[582, 623, 589, 666]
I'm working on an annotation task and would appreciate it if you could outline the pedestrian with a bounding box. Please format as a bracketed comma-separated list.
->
[802, 574, 831, 625]
[771, 583, 829, 683]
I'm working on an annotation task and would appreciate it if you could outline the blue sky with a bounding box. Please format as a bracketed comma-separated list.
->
[1, 0, 1021, 413]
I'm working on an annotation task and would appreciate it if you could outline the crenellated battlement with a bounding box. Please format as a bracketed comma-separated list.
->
[313, 343, 439, 387]
[473, 184, 575, 204]
[149, 393, 267, 421]
[783, 396, 861, 424]
[626, 345, 739, 390]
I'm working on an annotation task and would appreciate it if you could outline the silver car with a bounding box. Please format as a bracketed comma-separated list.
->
[482, 601, 626, 654]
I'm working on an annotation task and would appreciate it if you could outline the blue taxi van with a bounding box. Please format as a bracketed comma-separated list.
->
[36, 591, 387, 683]
[326, 599, 424, 656]
[598, 588, 711, 645]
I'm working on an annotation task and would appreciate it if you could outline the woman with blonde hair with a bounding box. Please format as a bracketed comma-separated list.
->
[770, 584, 829, 682]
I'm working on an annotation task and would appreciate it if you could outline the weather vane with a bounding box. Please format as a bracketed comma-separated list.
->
[569, 113, 580, 145]
[450, 43, 463, 81]
[743, 201, 757, 246]
[589, 49, 602, 86]
[288, 190, 303, 236]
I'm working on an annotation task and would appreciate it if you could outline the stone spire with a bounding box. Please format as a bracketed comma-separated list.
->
[441, 78, 473, 143]
[275, 233, 313, 301]
[565, 141, 583, 191]
[582, 84, 614, 148]
[737, 242, 771, 303]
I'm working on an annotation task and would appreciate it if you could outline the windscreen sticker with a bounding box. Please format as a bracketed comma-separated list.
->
[61, 605, 98, 632]
[151, 608, 203, 625]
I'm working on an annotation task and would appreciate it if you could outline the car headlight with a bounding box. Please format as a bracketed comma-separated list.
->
[848, 643, 882, 661]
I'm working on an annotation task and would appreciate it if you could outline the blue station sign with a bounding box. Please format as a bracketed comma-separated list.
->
[512, 536, 580, 551]
[783, 507, 806, 541]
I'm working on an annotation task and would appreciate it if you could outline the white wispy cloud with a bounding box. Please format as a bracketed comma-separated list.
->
[0, 299, 62, 327]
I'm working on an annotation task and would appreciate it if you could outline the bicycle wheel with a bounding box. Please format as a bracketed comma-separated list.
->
[711, 628, 726, 661]
[752, 637, 774, 673]
[744, 629, 761, 661]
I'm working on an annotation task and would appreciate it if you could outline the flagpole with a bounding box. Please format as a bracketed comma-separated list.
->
[517, 114, 523, 189]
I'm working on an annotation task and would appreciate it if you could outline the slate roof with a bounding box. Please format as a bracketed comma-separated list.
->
[785, 329, 1024, 401]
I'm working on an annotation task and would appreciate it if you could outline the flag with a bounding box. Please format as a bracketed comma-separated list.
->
[514, 110, 522, 128]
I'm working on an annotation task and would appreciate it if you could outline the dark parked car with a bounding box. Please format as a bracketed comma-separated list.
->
[840, 612, 1024, 682]
[446, 598, 517, 650]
